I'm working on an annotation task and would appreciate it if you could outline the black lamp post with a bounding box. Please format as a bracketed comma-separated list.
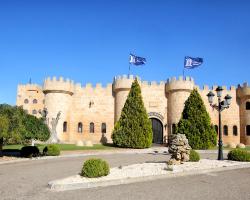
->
[207, 86, 232, 160]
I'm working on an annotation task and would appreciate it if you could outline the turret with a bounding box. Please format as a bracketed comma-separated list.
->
[43, 77, 75, 142]
[113, 75, 137, 122]
[237, 82, 250, 145]
[165, 76, 195, 134]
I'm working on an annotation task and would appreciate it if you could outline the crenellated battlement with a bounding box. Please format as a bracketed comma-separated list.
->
[113, 74, 138, 92]
[18, 84, 42, 91]
[165, 76, 195, 93]
[43, 76, 75, 95]
[237, 82, 250, 98]
[195, 85, 236, 93]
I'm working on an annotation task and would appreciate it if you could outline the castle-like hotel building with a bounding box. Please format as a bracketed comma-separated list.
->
[16, 75, 250, 146]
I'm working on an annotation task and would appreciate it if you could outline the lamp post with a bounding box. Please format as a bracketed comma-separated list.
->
[207, 86, 232, 160]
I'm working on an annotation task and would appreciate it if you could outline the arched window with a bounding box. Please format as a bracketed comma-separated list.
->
[78, 122, 83, 133]
[214, 125, 218, 134]
[172, 124, 176, 134]
[32, 109, 37, 114]
[90, 122, 94, 133]
[246, 125, 250, 136]
[233, 126, 238, 136]
[101, 123, 106, 134]
[24, 99, 29, 104]
[63, 122, 67, 132]
[223, 125, 228, 136]
[246, 102, 250, 110]
[33, 99, 38, 104]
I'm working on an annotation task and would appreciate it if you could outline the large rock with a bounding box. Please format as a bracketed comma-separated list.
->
[168, 134, 191, 165]
[228, 142, 236, 149]
[76, 140, 84, 147]
[236, 143, 245, 149]
[85, 140, 93, 147]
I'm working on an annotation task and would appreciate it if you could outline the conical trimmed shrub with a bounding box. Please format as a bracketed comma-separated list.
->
[175, 89, 217, 149]
[112, 79, 153, 148]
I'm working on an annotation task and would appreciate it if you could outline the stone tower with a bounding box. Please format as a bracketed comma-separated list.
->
[112, 75, 136, 122]
[165, 76, 195, 134]
[43, 77, 74, 142]
[237, 82, 250, 145]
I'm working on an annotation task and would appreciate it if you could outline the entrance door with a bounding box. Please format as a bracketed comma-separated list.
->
[151, 118, 163, 144]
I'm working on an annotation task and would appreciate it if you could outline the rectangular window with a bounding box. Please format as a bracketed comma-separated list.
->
[247, 125, 250, 136]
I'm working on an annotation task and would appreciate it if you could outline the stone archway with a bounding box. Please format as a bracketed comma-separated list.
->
[150, 118, 163, 144]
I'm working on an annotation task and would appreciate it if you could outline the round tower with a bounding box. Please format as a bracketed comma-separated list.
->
[237, 82, 250, 145]
[165, 76, 195, 134]
[113, 75, 137, 122]
[43, 77, 74, 142]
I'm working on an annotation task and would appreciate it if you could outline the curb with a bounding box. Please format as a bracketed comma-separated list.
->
[0, 148, 169, 165]
[48, 163, 250, 191]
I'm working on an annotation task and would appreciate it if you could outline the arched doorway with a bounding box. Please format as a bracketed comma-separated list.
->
[150, 118, 163, 144]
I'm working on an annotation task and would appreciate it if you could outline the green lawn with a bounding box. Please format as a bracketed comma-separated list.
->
[3, 143, 117, 151]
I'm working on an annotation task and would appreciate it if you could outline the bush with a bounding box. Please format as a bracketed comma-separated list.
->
[189, 149, 200, 162]
[112, 79, 153, 148]
[20, 146, 40, 158]
[81, 158, 110, 178]
[43, 144, 60, 156]
[228, 149, 250, 162]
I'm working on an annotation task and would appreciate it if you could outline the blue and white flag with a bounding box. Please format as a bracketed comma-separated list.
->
[184, 56, 203, 69]
[129, 54, 146, 65]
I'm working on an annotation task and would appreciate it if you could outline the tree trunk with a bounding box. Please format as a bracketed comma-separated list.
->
[0, 137, 3, 157]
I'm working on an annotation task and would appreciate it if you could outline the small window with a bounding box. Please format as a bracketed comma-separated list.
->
[223, 125, 228, 136]
[33, 99, 38, 104]
[63, 122, 67, 132]
[101, 123, 106, 134]
[246, 125, 250, 136]
[43, 99, 45, 104]
[78, 122, 83, 133]
[24, 99, 29, 104]
[172, 124, 176, 134]
[32, 109, 37, 115]
[233, 126, 238, 136]
[214, 125, 218, 134]
[246, 102, 250, 110]
[90, 122, 94, 133]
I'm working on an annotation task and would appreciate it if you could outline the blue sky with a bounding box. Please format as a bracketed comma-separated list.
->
[0, 0, 250, 105]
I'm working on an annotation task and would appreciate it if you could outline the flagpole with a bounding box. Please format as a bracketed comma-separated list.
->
[129, 63, 131, 75]
[182, 68, 185, 77]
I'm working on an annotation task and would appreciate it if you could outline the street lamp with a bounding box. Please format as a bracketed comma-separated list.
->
[207, 87, 232, 160]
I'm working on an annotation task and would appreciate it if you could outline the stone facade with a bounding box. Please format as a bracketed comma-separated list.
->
[16, 75, 250, 145]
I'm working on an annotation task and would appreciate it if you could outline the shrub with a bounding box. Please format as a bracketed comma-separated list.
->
[112, 79, 153, 148]
[175, 89, 217, 149]
[20, 146, 40, 158]
[43, 144, 60, 156]
[189, 149, 200, 162]
[228, 149, 250, 162]
[81, 158, 110, 178]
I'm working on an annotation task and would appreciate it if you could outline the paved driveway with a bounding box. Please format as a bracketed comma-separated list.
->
[0, 152, 249, 200]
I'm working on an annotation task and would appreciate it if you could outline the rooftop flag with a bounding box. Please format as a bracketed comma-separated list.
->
[129, 54, 146, 66]
[184, 56, 203, 69]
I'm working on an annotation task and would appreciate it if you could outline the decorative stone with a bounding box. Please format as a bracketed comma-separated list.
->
[236, 143, 245, 149]
[85, 140, 93, 147]
[228, 142, 236, 149]
[167, 134, 191, 165]
[76, 141, 84, 147]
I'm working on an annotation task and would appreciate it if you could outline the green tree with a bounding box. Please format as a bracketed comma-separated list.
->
[0, 104, 50, 146]
[112, 79, 153, 148]
[175, 89, 217, 149]
[0, 115, 9, 156]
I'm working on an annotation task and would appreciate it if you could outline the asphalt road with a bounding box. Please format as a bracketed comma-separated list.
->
[0, 152, 249, 200]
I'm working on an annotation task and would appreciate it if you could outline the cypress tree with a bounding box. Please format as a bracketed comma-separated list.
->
[175, 89, 217, 149]
[112, 79, 153, 148]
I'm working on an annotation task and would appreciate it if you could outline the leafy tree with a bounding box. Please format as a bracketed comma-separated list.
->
[175, 89, 217, 149]
[112, 79, 153, 148]
[0, 104, 50, 146]
[0, 115, 9, 157]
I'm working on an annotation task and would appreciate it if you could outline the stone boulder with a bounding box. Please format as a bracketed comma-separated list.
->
[228, 142, 236, 149]
[168, 134, 191, 165]
[85, 140, 93, 147]
[76, 140, 84, 147]
[236, 143, 245, 149]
